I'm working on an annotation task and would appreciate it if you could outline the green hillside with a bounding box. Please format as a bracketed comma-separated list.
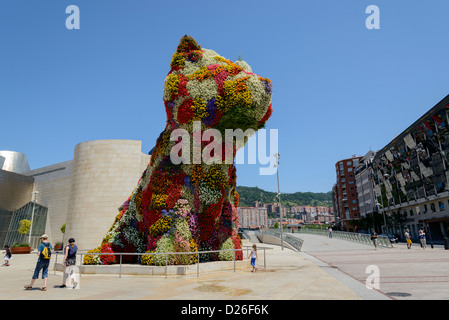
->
[236, 186, 332, 208]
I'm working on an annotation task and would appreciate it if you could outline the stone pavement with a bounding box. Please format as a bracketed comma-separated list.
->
[1, 233, 446, 300]
[292, 232, 449, 300]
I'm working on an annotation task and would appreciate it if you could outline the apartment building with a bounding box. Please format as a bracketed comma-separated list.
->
[354, 150, 378, 217]
[238, 206, 268, 229]
[334, 155, 363, 231]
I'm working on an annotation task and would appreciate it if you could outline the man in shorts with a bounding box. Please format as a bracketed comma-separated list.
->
[405, 229, 412, 249]
[24, 234, 53, 291]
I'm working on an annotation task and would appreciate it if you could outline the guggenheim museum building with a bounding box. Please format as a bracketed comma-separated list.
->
[0, 140, 150, 250]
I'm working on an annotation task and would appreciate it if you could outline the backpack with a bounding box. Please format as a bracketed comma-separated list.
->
[40, 243, 52, 260]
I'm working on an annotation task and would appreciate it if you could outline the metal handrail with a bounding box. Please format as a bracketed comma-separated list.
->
[256, 229, 304, 251]
[299, 229, 393, 247]
[53, 246, 272, 278]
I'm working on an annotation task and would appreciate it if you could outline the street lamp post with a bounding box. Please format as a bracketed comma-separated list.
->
[274, 153, 283, 250]
[28, 191, 39, 246]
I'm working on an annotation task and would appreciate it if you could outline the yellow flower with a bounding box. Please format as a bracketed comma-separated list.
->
[141, 250, 155, 265]
[205, 164, 228, 189]
[191, 164, 205, 184]
[83, 247, 101, 265]
[149, 216, 172, 237]
[150, 194, 168, 211]
[165, 74, 180, 98]
[192, 98, 209, 120]
[170, 52, 185, 69]
[189, 239, 198, 264]
[218, 77, 252, 113]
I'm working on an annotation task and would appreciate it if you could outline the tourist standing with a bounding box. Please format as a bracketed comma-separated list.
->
[405, 229, 412, 249]
[419, 229, 427, 249]
[328, 227, 333, 238]
[59, 238, 78, 288]
[24, 234, 53, 291]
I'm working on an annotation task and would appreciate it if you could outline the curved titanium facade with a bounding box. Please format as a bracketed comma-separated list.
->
[0, 151, 30, 174]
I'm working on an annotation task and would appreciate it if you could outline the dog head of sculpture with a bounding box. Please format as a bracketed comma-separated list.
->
[163, 35, 272, 137]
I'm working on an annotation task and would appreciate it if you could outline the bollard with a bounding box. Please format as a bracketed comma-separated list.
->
[165, 254, 168, 278]
[197, 252, 200, 277]
[119, 254, 122, 278]
[444, 237, 449, 250]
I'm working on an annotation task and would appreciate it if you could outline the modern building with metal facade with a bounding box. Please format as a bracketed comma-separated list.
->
[0, 140, 151, 250]
[369, 94, 449, 242]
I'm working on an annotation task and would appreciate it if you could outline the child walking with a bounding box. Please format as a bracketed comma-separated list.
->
[3, 245, 12, 266]
[248, 244, 258, 272]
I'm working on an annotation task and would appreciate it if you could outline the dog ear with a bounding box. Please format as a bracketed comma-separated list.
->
[176, 35, 201, 53]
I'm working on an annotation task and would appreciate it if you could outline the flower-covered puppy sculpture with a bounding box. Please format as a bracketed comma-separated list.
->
[85, 35, 273, 266]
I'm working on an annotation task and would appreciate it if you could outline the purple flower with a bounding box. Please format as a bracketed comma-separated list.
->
[188, 212, 200, 240]
[202, 98, 217, 126]
[184, 176, 194, 193]
[262, 80, 272, 94]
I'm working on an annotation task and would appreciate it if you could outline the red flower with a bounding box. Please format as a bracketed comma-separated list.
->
[214, 69, 229, 96]
[122, 243, 137, 264]
[258, 103, 272, 126]
[198, 213, 216, 243]
[231, 233, 243, 260]
[100, 243, 117, 265]
[177, 98, 194, 124]
[166, 183, 182, 209]
[147, 235, 162, 251]
[177, 74, 189, 98]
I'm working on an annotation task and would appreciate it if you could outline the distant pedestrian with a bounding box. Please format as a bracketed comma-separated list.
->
[328, 227, 333, 238]
[419, 229, 427, 249]
[370, 231, 378, 250]
[3, 245, 12, 266]
[59, 238, 78, 288]
[24, 234, 53, 291]
[248, 244, 258, 272]
[405, 229, 412, 249]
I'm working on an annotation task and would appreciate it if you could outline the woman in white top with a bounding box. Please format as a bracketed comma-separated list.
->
[248, 244, 258, 272]
[419, 229, 426, 249]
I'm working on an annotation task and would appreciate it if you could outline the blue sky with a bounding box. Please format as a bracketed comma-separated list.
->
[1, 0, 449, 194]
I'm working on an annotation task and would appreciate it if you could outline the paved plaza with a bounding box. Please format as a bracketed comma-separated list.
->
[1, 233, 447, 301]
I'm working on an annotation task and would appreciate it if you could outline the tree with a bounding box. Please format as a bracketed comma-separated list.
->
[360, 212, 386, 233]
[18, 219, 31, 235]
[388, 211, 407, 237]
[18, 219, 32, 245]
